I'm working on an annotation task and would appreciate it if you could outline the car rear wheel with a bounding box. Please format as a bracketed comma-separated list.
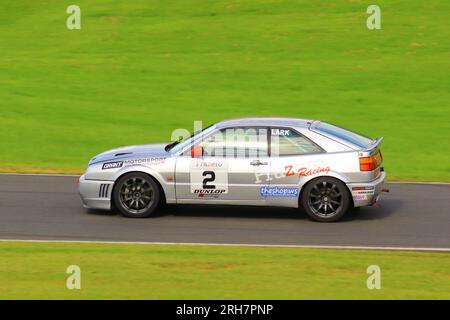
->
[301, 177, 350, 222]
[113, 173, 160, 218]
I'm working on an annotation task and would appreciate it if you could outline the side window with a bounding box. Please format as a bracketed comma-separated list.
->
[199, 127, 268, 158]
[270, 127, 323, 156]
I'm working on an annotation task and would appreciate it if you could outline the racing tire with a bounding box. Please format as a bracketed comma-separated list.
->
[113, 172, 161, 218]
[301, 177, 350, 222]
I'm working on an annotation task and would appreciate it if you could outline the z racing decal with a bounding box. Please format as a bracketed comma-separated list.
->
[284, 165, 330, 177]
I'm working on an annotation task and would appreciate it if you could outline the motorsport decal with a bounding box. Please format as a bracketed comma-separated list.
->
[284, 165, 331, 177]
[123, 157, 166, 165]
[102, 161, 123, 170]
[190, 159, 228, 197]
[260, 186, 299, 197]
[102, 157, 166, 170]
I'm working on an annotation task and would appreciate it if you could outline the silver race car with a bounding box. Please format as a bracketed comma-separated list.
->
[79, 117, 386, 222]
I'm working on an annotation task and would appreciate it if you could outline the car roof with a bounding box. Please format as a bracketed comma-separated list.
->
[215, 117, 316, 129]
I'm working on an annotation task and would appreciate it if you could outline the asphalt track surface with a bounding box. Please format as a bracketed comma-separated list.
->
[0, 174, 449, 249]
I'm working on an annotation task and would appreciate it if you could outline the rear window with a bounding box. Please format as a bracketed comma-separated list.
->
[314, 122, 373, 148]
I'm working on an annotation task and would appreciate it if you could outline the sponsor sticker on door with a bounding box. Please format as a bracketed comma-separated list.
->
[260, 186, 299, 197]
[190, 159, 229, 196]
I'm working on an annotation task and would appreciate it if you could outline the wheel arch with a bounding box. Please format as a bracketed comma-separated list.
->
[298, 174, 354, 208]
[110, 169, 167, 209]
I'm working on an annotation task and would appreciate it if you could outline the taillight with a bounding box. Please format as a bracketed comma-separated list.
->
[359, 156, 376, 171]
[359, 150, 382, 171]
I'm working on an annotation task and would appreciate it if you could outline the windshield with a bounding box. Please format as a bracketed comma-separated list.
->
[313, 122, 373, 148]
[166, 124, 215, 154]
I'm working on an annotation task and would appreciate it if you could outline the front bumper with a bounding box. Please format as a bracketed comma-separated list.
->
[347, 171, 386, 207]
[78, 174, 114, 210]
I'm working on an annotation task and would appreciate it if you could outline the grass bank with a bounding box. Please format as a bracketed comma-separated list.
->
[0, 1, 449, 180]
[0, 241, 449, 299]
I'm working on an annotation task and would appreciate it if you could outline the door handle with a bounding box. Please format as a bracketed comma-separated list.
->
[250, 160, 268, 166]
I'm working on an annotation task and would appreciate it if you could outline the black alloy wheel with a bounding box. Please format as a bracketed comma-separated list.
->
[301, 177, 350, 222]
[113, 173, 160, 218]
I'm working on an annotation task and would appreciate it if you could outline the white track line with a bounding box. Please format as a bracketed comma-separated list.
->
[387, 181, 450, 185]
[0, 173, 449, 185]
[0, 173, 80, 177]
[0, 239, 449, 252]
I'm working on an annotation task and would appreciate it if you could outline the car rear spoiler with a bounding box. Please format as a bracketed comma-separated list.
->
[365, 137, 383, 152]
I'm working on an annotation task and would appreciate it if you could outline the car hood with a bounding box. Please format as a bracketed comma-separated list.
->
[89, 143, 170, 165]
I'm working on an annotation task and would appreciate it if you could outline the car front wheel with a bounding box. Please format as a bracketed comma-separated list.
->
[301, 177, 350, 222]
[113, 173, 160, 218]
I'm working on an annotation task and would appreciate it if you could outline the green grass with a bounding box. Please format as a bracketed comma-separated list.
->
[0, 1, 449, 180]
[0, 241, 449, 299]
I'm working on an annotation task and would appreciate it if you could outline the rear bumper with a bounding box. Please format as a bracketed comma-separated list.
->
[78, 174, 113, 210]
[347, 171, 386, 207]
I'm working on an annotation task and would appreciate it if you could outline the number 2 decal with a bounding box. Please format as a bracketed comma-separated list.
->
[190, 160, 228, 194]
[202, 171, 216, 189]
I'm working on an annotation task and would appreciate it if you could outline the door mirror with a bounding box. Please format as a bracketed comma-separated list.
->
[191, 145, 203, 158]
